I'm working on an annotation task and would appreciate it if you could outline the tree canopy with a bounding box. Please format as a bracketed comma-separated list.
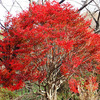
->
[0, 2, 99, 99]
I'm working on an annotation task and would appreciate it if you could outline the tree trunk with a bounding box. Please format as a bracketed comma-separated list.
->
[45, 84, 57, 100]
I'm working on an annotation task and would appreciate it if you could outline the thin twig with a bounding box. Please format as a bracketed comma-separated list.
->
[15, 0, 23, 11]
[0, 0, 9, 12]
[0, 22, 8, 30]
[9, 0, 16, 12]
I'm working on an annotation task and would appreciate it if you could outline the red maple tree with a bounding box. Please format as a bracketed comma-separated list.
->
[0, 2, 100, 99]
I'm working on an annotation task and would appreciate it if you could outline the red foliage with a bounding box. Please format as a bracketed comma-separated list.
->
[68, 78, 79, 93]
[69, 76, 98, 93]
[0, 2, 100, 91]
[84, 76, 98, 91]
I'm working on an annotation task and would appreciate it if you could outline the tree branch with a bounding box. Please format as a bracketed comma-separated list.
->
[59, 0, 65, 4]
[15, 0, 23, 11]
[86, 8, 99, 30]
[78, 0, 93, 12]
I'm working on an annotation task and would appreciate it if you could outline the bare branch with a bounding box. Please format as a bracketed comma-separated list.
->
[86, 8, 99, 30]
[0, 22, 8, 30]
[15, 0, 23, 11]
[94, 29, 100, 33]
[59, 0, 65, 4]
[0, 0, 9, 12]
[93, 0, 100, 12]
[78, 0, 93, 12]
[9, 0, 16, 12]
